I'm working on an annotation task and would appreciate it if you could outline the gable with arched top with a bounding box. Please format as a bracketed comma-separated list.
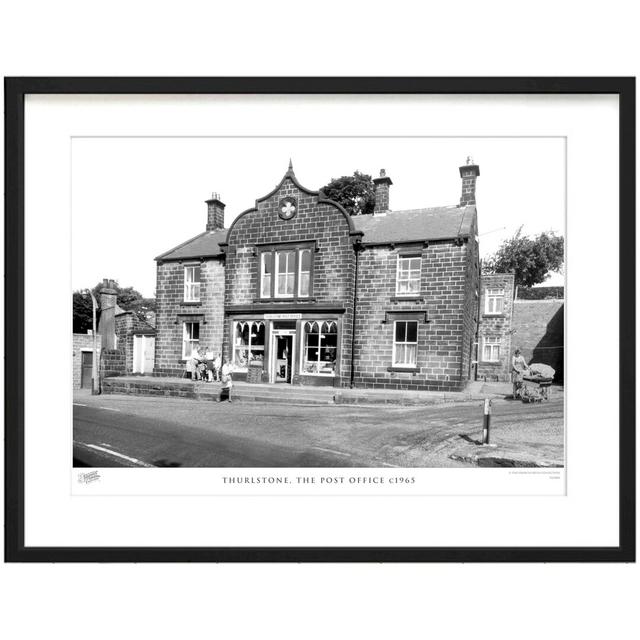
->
[223, 163, 360, 248]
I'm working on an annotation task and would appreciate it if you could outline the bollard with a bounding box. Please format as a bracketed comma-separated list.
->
[482, 398, 492, 445]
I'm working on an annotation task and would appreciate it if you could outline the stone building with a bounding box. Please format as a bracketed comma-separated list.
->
[72, 332, 101, 390]
[476, 272, 516, 382]
[73, 281, 157, 389]
[153, 159, 514, 391]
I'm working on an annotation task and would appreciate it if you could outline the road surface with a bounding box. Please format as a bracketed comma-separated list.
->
[73, 392, 564, 468]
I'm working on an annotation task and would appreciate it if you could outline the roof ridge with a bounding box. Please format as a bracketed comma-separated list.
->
[391, 204, 463, 214]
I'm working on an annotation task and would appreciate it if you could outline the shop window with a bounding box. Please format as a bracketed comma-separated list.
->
[484, 288, 505, 315]
[396, 255, 421, 296]
[393, 320, 418, 367]
[482, 337, 501, 362]
[259, 245, 313, 299]
[182, 322, 200, 360]
[184, 265, 201, 302]
[302, 320, 337, 375]
[233, 321, 265, 371]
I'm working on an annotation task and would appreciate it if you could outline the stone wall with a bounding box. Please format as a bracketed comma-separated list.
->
[461, 218, 480, 383]
[512, 299, 564, 381]
[354, 233, 478, 391]
[154, 257, 225, 377]
[100, 348, 126, 379]
[72, 333, 101, 390]
[476, 273, 515, 382]
[223, 174, 355, 386]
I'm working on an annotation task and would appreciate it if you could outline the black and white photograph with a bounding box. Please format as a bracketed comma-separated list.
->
[2, 2, 638, 638]
[71, 136, 565, 472]
[6, 79, 632, 563]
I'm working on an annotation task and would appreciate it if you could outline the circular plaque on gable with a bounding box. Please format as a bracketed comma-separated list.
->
[279, 197, 297, 220]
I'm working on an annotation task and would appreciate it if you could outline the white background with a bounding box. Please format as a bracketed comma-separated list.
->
[1, 2, 638, 640]
[29, 94, 604, 546]
[72, 135, 565, 296]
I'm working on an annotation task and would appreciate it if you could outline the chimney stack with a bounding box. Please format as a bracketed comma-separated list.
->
[459, 156, 480, 206]
[373, 169, 393, 213]
[205, 192, 226, 231]
[97, 278, 118, 350]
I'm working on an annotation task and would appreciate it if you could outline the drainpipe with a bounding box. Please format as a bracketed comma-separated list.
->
[349, 240, 362, 388]
[474, 260, 482, 381]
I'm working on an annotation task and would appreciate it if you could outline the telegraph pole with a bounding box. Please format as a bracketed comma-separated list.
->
[88, 290, 99, 395]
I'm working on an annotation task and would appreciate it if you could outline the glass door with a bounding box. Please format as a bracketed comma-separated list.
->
[271, 333, 294, 383]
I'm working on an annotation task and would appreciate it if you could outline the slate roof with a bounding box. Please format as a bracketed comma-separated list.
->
[352, 205, 476, 245]
[155, 229, 228, 261]
[155, 205, 475, 260]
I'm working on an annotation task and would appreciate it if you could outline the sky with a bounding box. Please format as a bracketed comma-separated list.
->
[72, 137, 565, 297]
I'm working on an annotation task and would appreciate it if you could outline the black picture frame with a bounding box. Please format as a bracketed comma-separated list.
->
[4, 77, 635, 563]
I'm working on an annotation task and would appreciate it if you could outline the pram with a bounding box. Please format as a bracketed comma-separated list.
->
[516, 363, 555, 402]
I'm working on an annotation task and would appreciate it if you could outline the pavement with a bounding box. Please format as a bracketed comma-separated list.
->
[101, 375, 522, 406]
[73, 389, 564, 468]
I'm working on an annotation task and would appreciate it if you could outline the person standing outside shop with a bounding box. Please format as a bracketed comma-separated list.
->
[511, 348, 529, 399]
[218, 355, 233, 402]
[212, 352, 222, 382]
[204, 345, 214, 382]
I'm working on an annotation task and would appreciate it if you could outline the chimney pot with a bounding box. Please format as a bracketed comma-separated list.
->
[205, 193, 226, 231]
[459, 159, 480, 206]
[373, 169, 393, 213]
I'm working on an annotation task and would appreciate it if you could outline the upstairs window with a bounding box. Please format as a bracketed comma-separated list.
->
[184, 265, 201, 302]
[484, 288, 505, 315]
[393, 320, 418, 367]
[396, 255, 421, 296]
[298, 249, 312, 297]
[276, 250, 296, 297]
[259, 245, 313, 299]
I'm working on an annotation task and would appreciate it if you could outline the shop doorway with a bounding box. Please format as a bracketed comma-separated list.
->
[271, 332, 295, 383]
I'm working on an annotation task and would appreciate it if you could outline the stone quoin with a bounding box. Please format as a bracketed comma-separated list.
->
[153, 160, 515, 390]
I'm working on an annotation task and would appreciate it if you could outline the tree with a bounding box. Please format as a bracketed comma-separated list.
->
[72, 281, 156, 333]
[320, 171, 375, 216]
[72, 291, 96, 333]
[482, 227, 564, 288]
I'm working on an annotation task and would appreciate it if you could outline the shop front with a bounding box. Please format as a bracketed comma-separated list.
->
[228, 312, 342, 386]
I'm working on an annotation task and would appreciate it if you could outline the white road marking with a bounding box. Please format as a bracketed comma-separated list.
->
[311, 446, 351, 457]
[380, 462, 400, 468]
[73, 403, 87, 407]
[84, 443, 153, 467]
[98, 406, 121, 412]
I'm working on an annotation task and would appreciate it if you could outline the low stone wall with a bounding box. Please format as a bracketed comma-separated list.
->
[100, 376, 509, 406]
[102, 376, 216, 400]
[100, 349, 126, 379]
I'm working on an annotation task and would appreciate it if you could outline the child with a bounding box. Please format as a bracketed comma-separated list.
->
[213, 352, 222, 382]
[205, 345, 214, 382]
[218, 356, 233, 402]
